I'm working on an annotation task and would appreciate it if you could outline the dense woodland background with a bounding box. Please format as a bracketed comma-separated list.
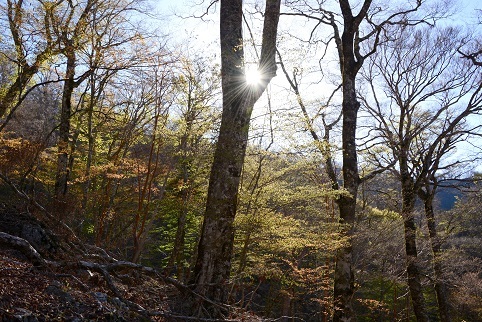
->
[0, 0, 481, 321]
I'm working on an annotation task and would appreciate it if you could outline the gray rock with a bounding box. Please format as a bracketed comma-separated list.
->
[45, 284, 75, 303]
[92, 291, 108, 303]
[12, 308, 39, 322]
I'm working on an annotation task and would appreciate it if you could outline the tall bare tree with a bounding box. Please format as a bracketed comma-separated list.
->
[167, 56, 220, 281]
[53, 0, 147, 197]
[360, 25, 482, 322]
[281, 1, 425, 320]
[192, 0, 281, 311]
[54, 0, 97, 197]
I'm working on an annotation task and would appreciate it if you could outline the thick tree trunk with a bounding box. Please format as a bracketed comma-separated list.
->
[192, 0, 280, 310]
[423, 192, 451, 322]
[192, 86, 252, 303]
[333, 73, 359, 322]
[331, 1, 368, 314]
[400, 154, 429, 322]
[404, 216, 429, 322]
[55, 48, 76, 198]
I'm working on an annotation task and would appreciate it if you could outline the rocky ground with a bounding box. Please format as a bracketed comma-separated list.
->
[0, 201, 264, 322]
[0, 242, 174, 321]
[0, 203, 175, 322]
[0, 249, 170, 322]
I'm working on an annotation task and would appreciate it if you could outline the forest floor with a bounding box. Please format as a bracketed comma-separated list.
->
[0, 201, 264, 322]
[0, 246, 173, 321]
[0, 189, 179, 321]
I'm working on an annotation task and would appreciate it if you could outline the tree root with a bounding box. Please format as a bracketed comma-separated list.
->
[0, 232, 49, 266]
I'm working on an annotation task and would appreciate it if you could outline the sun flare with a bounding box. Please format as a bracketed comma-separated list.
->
[245, 67, 262, 85]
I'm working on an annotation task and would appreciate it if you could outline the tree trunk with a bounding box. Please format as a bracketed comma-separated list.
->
[81, 82, 96, 211]
[423, 191, 451, 322]
[192, 83, 253, 303]
[168, 199, 189, 279]
[168, 119, 194, 280]
[331, 1, 368, 314]
[400, 153, 429, 322]
[55, 47, 76, 198]
[333, 73, 359, 322]
[192, 0, 281, 310]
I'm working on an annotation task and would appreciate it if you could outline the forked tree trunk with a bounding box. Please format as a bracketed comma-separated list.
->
[331, 1, 370, 316]
[54, 1, 96, 199]
[192, 0, 281, 310]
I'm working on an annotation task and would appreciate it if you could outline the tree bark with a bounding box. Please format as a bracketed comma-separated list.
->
[400, 152, 430, 322]
[192, 0, 281, 309]
[332, 1, 371, 318]
[333, 75, 359, 322]
[421, 189, 452, 322]
[55, 46, 76, 198]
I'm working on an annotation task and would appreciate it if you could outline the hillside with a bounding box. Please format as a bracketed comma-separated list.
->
[0, 204, 263, 322]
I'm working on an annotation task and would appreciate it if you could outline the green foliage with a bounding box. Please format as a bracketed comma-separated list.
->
[148, 195, 203, 266]
[354, 277, 405, 322]
[230, 148, 343, 318]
